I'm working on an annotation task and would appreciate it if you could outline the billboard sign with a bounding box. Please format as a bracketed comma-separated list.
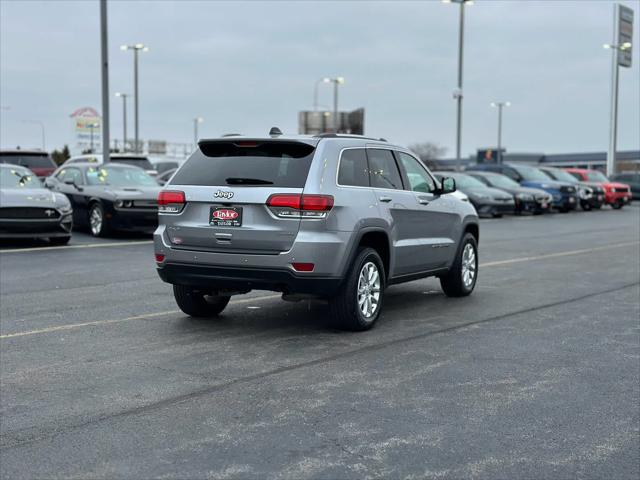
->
[70, 107, 101, 151]
[618, 5, 633, 68]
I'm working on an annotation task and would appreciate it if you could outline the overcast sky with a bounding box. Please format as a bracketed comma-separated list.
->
[1, 0, 639, 157]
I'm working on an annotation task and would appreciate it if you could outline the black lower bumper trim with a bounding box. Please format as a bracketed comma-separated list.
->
[157, 263, 342, 296]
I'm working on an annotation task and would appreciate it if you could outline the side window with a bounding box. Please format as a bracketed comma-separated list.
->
[396, 152, 436, 193]
[504, 168, 520, 181]
[366, 149, 403, 190]
[57, 168, 83, 184]
[338, 148, 369, 187]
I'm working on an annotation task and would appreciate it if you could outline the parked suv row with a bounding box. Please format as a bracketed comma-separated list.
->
[154, 133, 480, 331]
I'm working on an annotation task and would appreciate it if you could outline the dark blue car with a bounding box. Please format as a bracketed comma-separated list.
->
[466, 163, 578, 212]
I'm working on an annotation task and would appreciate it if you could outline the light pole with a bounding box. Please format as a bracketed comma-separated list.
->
[326, 77, 345, 133]
[22, 120, 45, 150]
[603, 38, 632, 177]
[314, 78, 331, 111]
[442, 0, 473, 171]
[89, 123, 99, 152]
[490, 102, 510, 164]
[193, 117, 204, 149]
[120, 43, 148, 154]
[115, 92, 129, 152]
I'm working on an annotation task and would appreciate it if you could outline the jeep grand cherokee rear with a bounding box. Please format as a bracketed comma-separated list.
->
[155, 134, 479, 331]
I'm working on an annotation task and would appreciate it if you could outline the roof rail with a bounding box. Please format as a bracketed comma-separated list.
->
[313, 133, 386, 142]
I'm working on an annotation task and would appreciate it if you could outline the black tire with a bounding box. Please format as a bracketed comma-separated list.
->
[612, 201, 623, 210]
[581, 202, 592, 211]
[88, 202, 110, 237]
[49, 236, 71, 246]
[173, 285, 230, 317]
[594, 203, 603, 209]
[328, 247, 385, 332]
[440, 233, 478, 297]
[492, 213, 503, 218]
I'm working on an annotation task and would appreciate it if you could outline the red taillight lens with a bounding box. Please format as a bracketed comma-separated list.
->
[158, 190, 185, 213]
[266, 194, 333, 218]
[155, 253, 165, 263]
[158, 190, 185, 205]
[301, 195, 334, 211]
[292, 262, 314, 272]
[267, 194, 302, 209]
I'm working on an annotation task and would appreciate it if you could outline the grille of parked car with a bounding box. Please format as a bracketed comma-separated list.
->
[614, 187, 629, 193]
[0, 207, 61, 219]
[560, 186, 576, 194]
[132, 200, 159, 209]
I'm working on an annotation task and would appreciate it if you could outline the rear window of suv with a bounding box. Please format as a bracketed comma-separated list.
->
[0, 153, 55, 169]
[170, 141, 315, 188]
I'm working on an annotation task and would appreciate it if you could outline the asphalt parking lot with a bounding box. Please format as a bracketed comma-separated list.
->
[1, 206, 639, 479]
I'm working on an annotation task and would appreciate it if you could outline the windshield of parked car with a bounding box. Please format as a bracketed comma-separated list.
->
[448, 174, 488, 190]
[515, 165, 552, 182]
[544, 168, 577, 183]
[482, 174, 520, 189]
[110, 157, 154, 170]
[86, 166, 158, 187]
[0, 153, 55, 169]
[0, 166, 42, 188]
[586, 171, 609, 182]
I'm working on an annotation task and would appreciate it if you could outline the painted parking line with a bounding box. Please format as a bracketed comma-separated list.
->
[0, 240, 153, 254]
[1, 240, 638, 340]
[0, 293, 281, 339]
[479, 241, 639, 268]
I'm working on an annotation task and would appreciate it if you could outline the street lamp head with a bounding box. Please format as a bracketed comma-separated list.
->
[335, 77, 345, 84]
[505, 101, 511, 107]
[142, 47, 149, 52]
[490, 102, 497, 107]
[135, 43, 145, 49]
[621, 42, 632, 51]
[120, 45, 128, 51]
[322, 77, 331, 83]
[195, 117, 204, 123]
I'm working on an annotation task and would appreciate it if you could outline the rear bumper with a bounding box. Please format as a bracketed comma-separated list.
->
[157, 263, 342, 296]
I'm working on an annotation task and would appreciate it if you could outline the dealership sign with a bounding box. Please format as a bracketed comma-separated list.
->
[70, 107, 101, 151]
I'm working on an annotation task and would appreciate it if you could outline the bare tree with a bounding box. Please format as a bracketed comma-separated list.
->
[408, 142, 447, 170]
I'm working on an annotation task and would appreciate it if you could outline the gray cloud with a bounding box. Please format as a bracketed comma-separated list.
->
[1, 0, 638, 157]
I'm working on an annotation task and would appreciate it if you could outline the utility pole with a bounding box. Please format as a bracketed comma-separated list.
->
[115, 93, 129, 151]
[100, 0, 110, 163]
[491, 102, 511, 164]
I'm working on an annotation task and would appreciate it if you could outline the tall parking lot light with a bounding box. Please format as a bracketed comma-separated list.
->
[314, 78, 331, 111]
[490, 101, 511, 164]
[193, 117, 204, 150]
[115, 92, 129, 152]
[442, 0, 473, 171]
[328, 77, 345, 133]
[120, 44, 149, 154]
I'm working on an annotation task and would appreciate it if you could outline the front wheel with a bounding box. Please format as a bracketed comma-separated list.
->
[612, 201, 624, 210]
[440, 233, 478, 297]
[173, 285, 230, 317]
[88, 203, 110, 237]
[329, 247, 385, 331]
[581, 202, 592, 211]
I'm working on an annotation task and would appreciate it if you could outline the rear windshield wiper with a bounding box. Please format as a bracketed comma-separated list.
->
[225, 177, 273, 185]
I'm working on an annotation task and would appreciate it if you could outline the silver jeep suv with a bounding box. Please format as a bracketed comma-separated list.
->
[154, 132, 479, 331]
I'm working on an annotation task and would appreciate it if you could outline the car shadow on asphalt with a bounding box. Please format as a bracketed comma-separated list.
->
[169, 284, 458, 338]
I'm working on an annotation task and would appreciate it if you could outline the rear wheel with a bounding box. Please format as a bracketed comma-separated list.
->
[612, 201, 624, 210]
[173, 285, 230, 317]
[329, 247, 385, 331]
[49, 236, 71, 246]
[581, 202, 592, 211]
[440, 233, 478, 297]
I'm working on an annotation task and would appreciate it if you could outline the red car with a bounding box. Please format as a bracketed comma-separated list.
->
[0, 150, 57, 178]
[564, 168, 631, 209]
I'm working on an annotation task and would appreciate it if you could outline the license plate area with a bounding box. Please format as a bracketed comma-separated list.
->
[210, 206, 242, 227]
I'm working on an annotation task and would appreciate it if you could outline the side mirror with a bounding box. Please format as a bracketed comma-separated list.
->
[440, 177, 456, 194]
[64, 178, 75, 185]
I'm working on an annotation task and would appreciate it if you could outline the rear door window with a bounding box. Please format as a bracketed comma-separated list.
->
[170, 141, 315, 188]
[338, 148, 369, 187]
[366, 149, 403, 190]
[0, 153, 55, 169]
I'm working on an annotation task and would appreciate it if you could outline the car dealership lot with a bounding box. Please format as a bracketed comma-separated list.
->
[1, 207, 639, 479]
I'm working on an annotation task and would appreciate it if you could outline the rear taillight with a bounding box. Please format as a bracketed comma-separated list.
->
[158, 190, 185, 213]
[155, 253, 165, 263]
[266, 194, 334, 219]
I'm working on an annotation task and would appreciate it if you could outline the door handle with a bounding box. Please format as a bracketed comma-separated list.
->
[418, 196, 432, 205]
[379, 196, 392, 203]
